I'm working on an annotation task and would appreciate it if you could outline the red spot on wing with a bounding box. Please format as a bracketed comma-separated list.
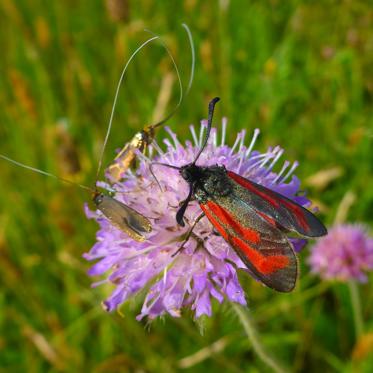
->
[200, 204, 228, 240]
[204, 201, 260, 244]
[256, 211, 277, 226]
[228, 171, 311, 233]
[231, 236, 290, 275]
[228, 171, 280, 208]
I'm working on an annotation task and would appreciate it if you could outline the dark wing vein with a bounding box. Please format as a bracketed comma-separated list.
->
[227, 171, 327, 237]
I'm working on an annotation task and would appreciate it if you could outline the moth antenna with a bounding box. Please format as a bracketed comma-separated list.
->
[182, 23, 196, 95]
[149, 162, 181, 191]
[95, 35, 160, 183]
[143, 29, 182, 129]
[150, 162, 181, 171]
[149, 23, 195, 130]
[149, 164, 163, 192]
[192, 97, 220, 165]
[0, 154, 93, 193]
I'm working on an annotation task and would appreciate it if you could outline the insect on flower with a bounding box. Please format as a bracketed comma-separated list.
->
[0, 31, 184, 242]
[108, 23, 195, 181]
[153, 97, 328, 292]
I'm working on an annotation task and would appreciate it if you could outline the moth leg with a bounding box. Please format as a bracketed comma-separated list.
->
[172, 212, 205, 257]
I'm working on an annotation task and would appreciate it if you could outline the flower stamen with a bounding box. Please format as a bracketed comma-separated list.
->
[264, 148, 284, 176]
[189, 124, 199, 146]
[221, 118, 227, 146]
[271, 161, 290, 184]
[280, 161, 299, 183]
[245, 128, 260, 158]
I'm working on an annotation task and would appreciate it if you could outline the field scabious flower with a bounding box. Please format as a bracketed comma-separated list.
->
[84, 119, 312, 320]
[308, 224, 373, 283]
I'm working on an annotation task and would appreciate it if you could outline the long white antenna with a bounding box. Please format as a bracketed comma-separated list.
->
[95, 35, 160, 182]
[148, 23, 195, 129]
[0, 154, 93, 192]
[182, 23, 195, 95]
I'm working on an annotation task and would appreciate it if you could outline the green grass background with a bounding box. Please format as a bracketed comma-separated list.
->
[0, 0, 372, 372]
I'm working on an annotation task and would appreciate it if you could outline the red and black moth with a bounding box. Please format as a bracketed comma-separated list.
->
[154, 97, 327, 292]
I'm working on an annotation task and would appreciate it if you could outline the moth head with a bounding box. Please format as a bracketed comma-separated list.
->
[93, 192, 105, 206]
[180, 163, 201, 183]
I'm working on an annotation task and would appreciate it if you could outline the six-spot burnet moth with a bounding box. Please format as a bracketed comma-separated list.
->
[153, 97, 327, 292]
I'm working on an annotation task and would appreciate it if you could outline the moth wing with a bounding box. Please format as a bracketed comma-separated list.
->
[200, 195, 297, 292]
[227, 171, 327, 237]
[97, 196, 152, 242]
[108, 143, 137, 180]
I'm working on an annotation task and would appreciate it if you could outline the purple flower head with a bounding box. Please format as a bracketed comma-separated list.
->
[84, 119, 312, 320]
[308, 224, 373, 283]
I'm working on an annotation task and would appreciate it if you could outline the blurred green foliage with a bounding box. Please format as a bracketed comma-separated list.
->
[0, 0, 372, 372]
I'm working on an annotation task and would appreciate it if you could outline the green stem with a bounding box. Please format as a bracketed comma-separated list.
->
[348, 280, 363, 339]
[232, 303, 287, 373]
